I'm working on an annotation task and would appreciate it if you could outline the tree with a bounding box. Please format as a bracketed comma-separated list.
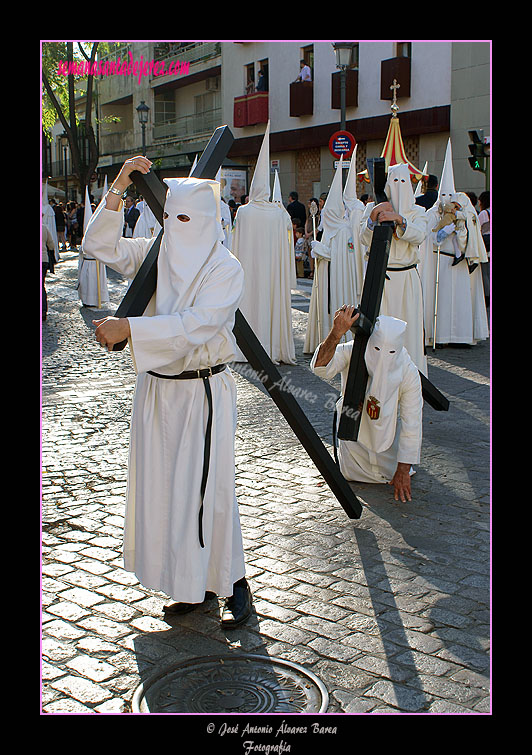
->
[42, 42, 101, 195]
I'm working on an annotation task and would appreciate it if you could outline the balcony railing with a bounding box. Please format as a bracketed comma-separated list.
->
[44, 158, 73, 179]
[151, 41, 221, 80]
[233, 92, 269, 127]
[153, 108, 222, 141]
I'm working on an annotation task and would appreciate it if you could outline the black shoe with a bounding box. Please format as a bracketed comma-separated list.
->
[221, 581, 252, 628]
[163, 591, 217, 615]
[451, 253, 465, 267]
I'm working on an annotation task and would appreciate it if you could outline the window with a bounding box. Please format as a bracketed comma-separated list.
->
[396, 42, 411, 58]
[245, 62, 255, 93]
[154, 92, 175, 123]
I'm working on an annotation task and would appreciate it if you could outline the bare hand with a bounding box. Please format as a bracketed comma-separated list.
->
[93, 317, 131, 351]
[370, 202, 402, 225]
[332, 305, 359, 338]
[115, 155, 153, 190]
[389, 462, 412, 502]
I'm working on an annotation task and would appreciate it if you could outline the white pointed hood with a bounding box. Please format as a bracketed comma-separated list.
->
[272, 170, 282, 205]
[384, 163, 417, 217]
[188, 154, 198, 176]
[342, 145, 364, 216]
[358, 315, 410, 454]
[249, 121, 272, 207]
[156, 177, 224, 314]
[438, 139, 455, 207]
[321, 155, 348, 246]
[83, 185, 93, 233]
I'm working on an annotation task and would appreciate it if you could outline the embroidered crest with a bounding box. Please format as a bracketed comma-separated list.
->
[366, 395, 380, 420]
[348, 238, 354, 252]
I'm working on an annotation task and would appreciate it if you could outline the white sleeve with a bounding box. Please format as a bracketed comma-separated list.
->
[81, 199, 153, 279]
[310, 341, 353, 381]
[128, 259, 244, 374]
[397, 364, 423, 465]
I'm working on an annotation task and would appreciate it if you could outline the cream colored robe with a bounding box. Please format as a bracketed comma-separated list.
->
[82, 202, 246, 603]
[360, 206, 428, 375]
[311, 340, 422, 483]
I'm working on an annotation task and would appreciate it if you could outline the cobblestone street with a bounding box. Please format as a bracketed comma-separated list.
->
[41, 250, 491, 717]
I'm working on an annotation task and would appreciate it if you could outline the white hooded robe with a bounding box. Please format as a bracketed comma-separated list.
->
[82, 177, 246, 603]
[77, 186, 109, 308]
[421, 142, 489, 345]
[231, 121, 296, 365]
[360, 163, 429, 375]
[304, 156, 359, 354]
[311, 316, 423, 483]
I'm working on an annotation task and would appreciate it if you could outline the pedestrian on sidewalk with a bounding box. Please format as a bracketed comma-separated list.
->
[311, 306, 423, 502]
[42, 217, 56, 320]
[82, 155, 253, 628]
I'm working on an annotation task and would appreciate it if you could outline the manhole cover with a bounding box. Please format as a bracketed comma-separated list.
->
[132, 654, 328, 713]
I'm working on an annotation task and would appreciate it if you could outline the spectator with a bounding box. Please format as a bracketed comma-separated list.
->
[123, 195, 140, 237]
[42, 216, 56, 320]
[295, 59, 312, 82]
[54, 201, 67, 250]
[415, 174, 439, 209]
[286, 191, 306, 226]
[256, 69, 268, 91]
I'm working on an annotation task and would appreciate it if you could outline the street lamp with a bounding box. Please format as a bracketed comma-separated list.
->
[332, 42, 355, 131]
[59, 132, 69, 200]
[136, 100, 150, 157]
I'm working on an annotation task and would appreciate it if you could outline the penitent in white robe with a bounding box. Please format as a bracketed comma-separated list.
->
[310, 337, 422, 483]
[82, 191, 246, 603]
[231, 121, 296, 365]
[422, 198, 489, 346]
[304, 156, 359, 354]
[360, 205, 428, 375]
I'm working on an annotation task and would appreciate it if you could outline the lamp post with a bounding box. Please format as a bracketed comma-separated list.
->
[136, 100, 150, 157]
[59, 132, 69, 200]
[332, 42, 355, 132]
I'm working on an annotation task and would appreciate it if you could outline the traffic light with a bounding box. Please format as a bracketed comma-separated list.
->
[468, 129, 487, 173]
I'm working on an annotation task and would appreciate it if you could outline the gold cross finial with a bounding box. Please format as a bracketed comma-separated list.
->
[390, 79, 400, 116]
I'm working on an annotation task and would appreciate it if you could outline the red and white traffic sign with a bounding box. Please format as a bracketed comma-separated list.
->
[329, 130, 356, 159]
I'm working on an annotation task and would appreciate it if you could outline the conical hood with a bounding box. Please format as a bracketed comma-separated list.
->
[342, 145, 358, 209]
[249, 120, 271, 204]
[83, 185, 93, 233]
[189, 154, 198, 176]
[438, 139, 455, 205]
[321, 155, 347, 245]
[271, 169, 282, 205]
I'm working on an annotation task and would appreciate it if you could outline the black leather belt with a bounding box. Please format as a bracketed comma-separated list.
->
[385, 263, 417, 280]
[147, 363, 226, 380]
[147, 363, 226, 547]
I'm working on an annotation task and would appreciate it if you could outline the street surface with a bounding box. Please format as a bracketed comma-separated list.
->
[41, 250, 490, 715]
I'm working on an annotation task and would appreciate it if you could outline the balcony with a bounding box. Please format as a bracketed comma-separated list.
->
[381, 56, 411, 99]
[151, 42, 221, 82]
[153, 108, 223, 141]
[331, 69, 358, 109]
[233, 92, 269, 127]
[289, 81, 313, 117]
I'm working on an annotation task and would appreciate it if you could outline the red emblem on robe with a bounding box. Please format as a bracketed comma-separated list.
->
[366, 395, 380, 420]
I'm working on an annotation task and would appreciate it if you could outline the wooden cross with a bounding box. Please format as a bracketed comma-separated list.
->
[337, 157, 449, 442]
[109, 125, 363, 520]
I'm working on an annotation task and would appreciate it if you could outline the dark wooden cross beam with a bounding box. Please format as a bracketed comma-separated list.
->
[109, 125, 363, 520]
[337, 157, 449, 443]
